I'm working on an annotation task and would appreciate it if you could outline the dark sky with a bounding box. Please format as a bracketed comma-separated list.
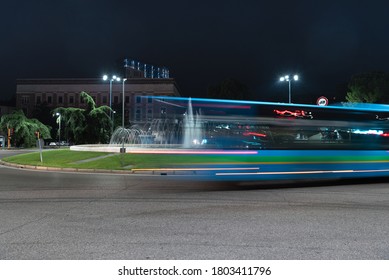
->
[2, 0, 389, 103]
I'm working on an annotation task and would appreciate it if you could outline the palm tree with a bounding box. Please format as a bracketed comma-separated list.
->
[53, 91, 112, 144]
[0, 110, 51, 147]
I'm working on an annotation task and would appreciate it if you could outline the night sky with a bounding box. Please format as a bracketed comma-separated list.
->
[2, 0, 389, 104]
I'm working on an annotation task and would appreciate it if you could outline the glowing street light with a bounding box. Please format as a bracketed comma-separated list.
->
[279, 74, 299, 103]
[102, 74, 121, 126]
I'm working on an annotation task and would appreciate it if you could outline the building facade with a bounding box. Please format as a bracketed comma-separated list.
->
[16, 77, 181, 124]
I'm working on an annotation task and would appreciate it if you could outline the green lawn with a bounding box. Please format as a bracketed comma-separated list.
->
[3, 150, 110, 168]
[5, 149, 382, 171]
[1, 149, 249, 170]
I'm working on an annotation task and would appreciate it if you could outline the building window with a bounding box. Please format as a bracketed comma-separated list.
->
[47, 96, 52, 104]
[103, 96, 107, 104]
[58, 96, 63, 104]
[69, 96, 74, 104]
[147, 109, 153, 121]
[21, 96, 29, 105]
[36, 96, 41, 104]
[136, 96, 141, 103]
[125, 96, 130, 103]
[80, 96, 84, 103]
[148, 97, 153, 103]
[135, 107, 141, 121]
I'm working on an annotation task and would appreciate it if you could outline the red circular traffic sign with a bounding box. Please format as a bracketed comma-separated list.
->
[317, 96, 328, 106]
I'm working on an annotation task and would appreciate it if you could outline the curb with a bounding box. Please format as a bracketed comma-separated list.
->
[0, 160, 137, 174]
[0, 160, 198, 176]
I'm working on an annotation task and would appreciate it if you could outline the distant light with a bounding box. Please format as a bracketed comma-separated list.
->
[56, 112, 60, 116]
[279, 74, 299, 83]
[352, 129, 383, 135]
[104, 75, 121, 82]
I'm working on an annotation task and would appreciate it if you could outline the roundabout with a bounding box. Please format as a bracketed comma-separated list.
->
[1, 149, 389, 260]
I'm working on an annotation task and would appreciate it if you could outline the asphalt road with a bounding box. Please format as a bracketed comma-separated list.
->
[0, 149, 389, 259]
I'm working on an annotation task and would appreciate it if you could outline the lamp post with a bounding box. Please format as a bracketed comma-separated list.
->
[121, 78, 127, 153]
[122, 78, 127, 129]
[280, 74, 299, 103]
[103, 74, 121, 126]
[112, 111, 116, 129]
[55, 112, 61, 144]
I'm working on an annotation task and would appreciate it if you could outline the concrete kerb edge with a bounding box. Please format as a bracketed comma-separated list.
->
[0, 160, 138, 174]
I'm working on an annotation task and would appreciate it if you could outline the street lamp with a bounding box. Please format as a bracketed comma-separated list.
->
[121, 78, 127, 153]
[279, 74, 299, 103]
[102, 74, 121, 124]
[55, 112, 61, 144]
[112, 111, 116, 129]
[122, 78, 127, 129]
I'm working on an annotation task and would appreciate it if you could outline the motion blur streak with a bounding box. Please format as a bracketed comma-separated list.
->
[128, 149, 258, 155]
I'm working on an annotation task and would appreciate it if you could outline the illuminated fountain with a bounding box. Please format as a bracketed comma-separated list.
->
[109, 126, 146, 146]
[109, 98, 203, 149]
[71, 98, 205, 152]
[108, 119, 180, 149]
[183, 98, 203, 148]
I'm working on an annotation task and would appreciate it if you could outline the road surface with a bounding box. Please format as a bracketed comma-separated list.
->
[0, 149, 388, 259]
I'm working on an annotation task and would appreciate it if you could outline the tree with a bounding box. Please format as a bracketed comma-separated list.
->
[0, 110, 51, 147]
[207, 78, 251, 100]
[345, 72, 389, 103]
[32, 102, 57, 138]
[53, 91, 112, 144]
